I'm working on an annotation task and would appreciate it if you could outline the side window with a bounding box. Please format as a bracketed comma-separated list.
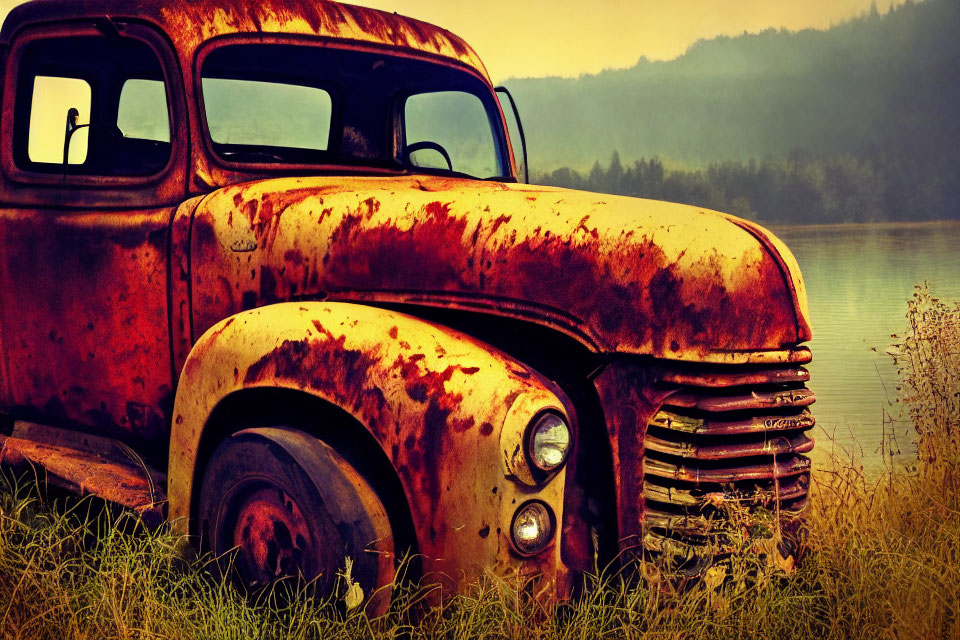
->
[404, 90, 502, 179]
[14, 35, 171, 177]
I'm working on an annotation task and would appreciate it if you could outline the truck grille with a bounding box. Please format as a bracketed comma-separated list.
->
[642, 360, 814, 571]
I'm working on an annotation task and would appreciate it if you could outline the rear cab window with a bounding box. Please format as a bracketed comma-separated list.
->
[202, 77, 332, 160]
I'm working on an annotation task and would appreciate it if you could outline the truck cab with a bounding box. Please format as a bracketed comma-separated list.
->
[0, 0, 815, 606]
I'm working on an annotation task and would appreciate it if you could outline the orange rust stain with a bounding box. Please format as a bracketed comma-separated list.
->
[317, 196, 797, 354]
[191, 180, 804, 362]
[284, 249, 304, 266]
[324, 199, 470, 290]
[237, 188, 331, 250]
[206, 317, 235, 345]
[392, 354, 461, 409]
[362, 197, 380, 218]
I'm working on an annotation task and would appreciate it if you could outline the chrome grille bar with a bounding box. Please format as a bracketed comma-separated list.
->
[642, 360, 815, 568]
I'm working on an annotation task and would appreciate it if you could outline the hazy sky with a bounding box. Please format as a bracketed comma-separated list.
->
[1, 0, 910, 81]
[348, 0, 910, 81]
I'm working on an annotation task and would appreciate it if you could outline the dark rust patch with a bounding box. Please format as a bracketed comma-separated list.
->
[244, 328, 385, 425]
[324, 200, 470, 291]
[314, 188, 798, 355]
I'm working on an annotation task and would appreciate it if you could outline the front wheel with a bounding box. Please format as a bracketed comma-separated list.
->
[198, 427, 395, 612]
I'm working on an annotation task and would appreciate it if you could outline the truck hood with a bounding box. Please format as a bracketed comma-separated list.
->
[188, 175, 811, 361]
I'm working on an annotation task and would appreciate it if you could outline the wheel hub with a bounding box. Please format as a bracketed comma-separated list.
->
[231, 485, 315, 584]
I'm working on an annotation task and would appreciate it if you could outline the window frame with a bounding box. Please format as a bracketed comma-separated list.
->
[195, 35, 345, 174]
[193, 34, 514, 180]
[0, 21, 186, 207]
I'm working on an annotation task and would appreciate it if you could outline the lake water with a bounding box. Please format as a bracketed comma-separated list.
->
[771, 221, 960, 470]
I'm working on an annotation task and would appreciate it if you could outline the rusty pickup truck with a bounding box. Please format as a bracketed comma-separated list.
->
[0, 0, 815, 606]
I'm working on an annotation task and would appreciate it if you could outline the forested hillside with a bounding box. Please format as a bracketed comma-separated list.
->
[505, 0, 959, 223]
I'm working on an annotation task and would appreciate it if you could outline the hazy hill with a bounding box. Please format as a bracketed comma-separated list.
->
[502, 0, 959, 173]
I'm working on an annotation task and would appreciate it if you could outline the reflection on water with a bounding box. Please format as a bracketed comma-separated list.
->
[772, 221, 960, 469]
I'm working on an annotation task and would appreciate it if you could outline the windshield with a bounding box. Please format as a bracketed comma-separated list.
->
[200, 43, 509, 179]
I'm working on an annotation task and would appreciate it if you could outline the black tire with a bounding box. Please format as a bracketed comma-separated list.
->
[197, 427, 395, 609]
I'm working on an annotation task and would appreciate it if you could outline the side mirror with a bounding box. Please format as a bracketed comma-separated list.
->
[62, 107, 90, 180]
[494, 86, 528, 184]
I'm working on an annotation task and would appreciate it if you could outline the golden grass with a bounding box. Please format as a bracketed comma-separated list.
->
[1, 285, 958, 639]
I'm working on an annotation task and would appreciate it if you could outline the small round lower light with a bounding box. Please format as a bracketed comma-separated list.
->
[529, 412, 571, 472]
[510, 501, 554, 555]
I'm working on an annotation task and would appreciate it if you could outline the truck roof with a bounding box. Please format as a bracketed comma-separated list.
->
[0, 0, 490, 81]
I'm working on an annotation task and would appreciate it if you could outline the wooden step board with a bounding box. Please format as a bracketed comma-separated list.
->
[0, 421, 166, 526]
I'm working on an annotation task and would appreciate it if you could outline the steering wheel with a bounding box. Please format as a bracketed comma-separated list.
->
[402, 140, 453, 171]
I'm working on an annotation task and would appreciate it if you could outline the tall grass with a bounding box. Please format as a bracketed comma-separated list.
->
[2, 286, 958, 639]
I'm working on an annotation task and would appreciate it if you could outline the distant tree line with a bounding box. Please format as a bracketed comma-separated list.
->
[511, 0, 959, 225]
[533, 147, 959, 225]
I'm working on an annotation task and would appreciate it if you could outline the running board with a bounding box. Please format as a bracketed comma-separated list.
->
[0, 421, 166, 525]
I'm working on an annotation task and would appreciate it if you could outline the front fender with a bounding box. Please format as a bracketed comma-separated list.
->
[168, 301, 573, 592]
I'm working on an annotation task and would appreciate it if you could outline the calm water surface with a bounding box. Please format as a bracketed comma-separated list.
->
[772, 221, 960, 469]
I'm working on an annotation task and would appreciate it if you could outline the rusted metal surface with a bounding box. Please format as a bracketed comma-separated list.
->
[643, 473, 808, 507]
[232, 485, 316, 580]
[593, 352, 814, 561]
[657, 364, 810, 388]
[592, 362, 670, 553]
[664, 387, 815, 413]
[649, 408, 816, 436]
[170, 301, 574, 596]
[0, 0, 818, 598]
[189, 175, 810, 362]
[644, 430, 814, 461]
[730, 218, 812, 343]
[0, 0, 489, 79]
[0, 208, 175, 445]
[0, 422, 166, 523]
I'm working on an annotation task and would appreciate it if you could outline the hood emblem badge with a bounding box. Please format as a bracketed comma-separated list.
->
[229, 238, 258, 252]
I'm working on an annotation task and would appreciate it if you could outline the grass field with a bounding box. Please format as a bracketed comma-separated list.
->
[1, 286, 958, 640]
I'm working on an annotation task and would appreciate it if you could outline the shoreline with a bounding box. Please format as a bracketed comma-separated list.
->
[767, 218, 960, 234]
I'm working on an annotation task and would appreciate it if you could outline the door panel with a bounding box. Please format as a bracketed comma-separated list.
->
[0, 22, 186, 448]
[0, 208, 174, 444]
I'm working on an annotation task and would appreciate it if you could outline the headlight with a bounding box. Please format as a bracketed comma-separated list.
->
[510, 501, 554, 555]
[527, 412, 571, 472]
